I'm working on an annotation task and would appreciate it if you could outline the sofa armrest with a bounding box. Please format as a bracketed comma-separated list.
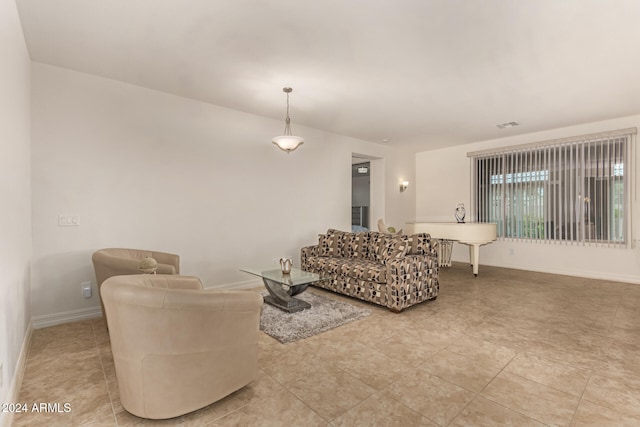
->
[385, 253, 439, 311]
[155, 263, 177, 275]
[410, 233, 439, 259]
[143, 275, 203, 290]
[386, 255, 422, 286]
[151, 251, 180, 274]
[300, 245, 319, 270]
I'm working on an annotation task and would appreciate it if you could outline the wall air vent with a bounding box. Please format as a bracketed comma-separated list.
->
[496, 121, 520, 129]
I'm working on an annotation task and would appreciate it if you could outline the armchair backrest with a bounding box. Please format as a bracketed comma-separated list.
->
[93, 248, 180, 285]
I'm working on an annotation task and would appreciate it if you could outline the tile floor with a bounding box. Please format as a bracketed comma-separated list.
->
[11, 263, 640, 426]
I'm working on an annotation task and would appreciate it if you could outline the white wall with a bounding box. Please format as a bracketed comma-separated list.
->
[0, 0, 32, 420]
[415, 115, 640, 283]
[30, 63, 415, 319]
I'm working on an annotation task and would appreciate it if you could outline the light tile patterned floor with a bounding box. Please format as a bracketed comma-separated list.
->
[11, 263, 640, 426]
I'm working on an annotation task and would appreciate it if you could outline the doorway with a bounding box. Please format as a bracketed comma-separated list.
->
[352, 154, 384, 232]
[352, 159, 370, 230]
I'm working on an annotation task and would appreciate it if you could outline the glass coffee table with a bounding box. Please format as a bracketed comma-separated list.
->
[241, 267, 324, 313]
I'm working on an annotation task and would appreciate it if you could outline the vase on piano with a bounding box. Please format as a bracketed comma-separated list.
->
[455, 203, 466, 223]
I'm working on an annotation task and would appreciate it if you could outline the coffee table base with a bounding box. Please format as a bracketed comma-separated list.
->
[263, 295, 311, 313]
[262, 278, 311, 313]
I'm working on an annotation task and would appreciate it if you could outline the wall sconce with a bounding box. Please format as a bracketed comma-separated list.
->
[400, 180, 409, 192]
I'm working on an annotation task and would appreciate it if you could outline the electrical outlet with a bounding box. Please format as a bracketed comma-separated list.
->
[81, 281, 92, 298]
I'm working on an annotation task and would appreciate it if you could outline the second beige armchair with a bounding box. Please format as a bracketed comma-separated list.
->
[92, 248, 180, 323]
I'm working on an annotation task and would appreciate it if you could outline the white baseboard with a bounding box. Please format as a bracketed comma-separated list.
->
[31, 281, 263, 330]
[30, 278, 265, 331]
[32, 306, 102, 329]
[1, 320, 33, 427]
[479, 261, 640, 285]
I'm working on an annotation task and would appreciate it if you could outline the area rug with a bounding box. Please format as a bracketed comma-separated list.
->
[259, 291, 371, 344]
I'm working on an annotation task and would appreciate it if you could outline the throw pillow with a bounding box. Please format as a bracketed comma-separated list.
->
[326, 229, 347, 257]
[138, 257, 158, 274]
[318, 234, 336, 257]
[370, 232, 386, 262]
[343, 233, 361, 258]
[334, 230, 346, 257]
[381, 236, 409, 265]
[365, 232, 384, 261]
[358, 232, 371, 259]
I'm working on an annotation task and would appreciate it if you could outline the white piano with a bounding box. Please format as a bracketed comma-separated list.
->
[406, 222, 497, 276]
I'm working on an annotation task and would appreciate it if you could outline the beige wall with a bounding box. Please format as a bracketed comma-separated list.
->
[30, 63, 415, 319]
[415, 115, 640, 283]
[0, 0, 32, 420]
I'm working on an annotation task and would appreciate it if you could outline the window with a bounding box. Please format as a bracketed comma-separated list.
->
[469, 128, 636, 247]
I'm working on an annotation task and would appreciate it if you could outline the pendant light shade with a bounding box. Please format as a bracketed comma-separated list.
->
[272, 87, 304, 153]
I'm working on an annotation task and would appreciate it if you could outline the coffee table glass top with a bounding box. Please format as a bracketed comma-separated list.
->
[241, 267, 323, 286]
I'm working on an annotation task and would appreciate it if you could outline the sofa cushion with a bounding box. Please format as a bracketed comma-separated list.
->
[381, 236, 410, 265]
[308, 256, 344, 274]
[339, 259, 387, 283]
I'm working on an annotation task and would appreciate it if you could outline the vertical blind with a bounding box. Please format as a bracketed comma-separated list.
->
[468, 128, 636, 247]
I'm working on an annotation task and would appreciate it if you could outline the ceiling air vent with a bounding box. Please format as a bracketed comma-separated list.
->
[496, 121, 519, 129]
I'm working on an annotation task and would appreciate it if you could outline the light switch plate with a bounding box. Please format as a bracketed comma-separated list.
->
[58, 215, 80, 226]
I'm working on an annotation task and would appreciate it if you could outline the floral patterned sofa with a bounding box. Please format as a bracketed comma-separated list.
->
[301, 229, 439, 312]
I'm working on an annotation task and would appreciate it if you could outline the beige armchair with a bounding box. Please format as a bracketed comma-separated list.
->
[101, 274, 263, 420]
[92, 248, 180, 323]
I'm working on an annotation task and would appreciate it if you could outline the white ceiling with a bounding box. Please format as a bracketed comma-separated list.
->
[16, 0, 640, 152]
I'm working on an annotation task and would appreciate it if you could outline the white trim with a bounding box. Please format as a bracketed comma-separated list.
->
[31, 280, 263, 330]
[478, 261, 640, 285]
[203, 278, 263, 291]
[1, 321, 33, 427]
[32, 306, 102, 329]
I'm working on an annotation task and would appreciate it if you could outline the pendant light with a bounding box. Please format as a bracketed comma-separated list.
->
[272, 87, 304, 153]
